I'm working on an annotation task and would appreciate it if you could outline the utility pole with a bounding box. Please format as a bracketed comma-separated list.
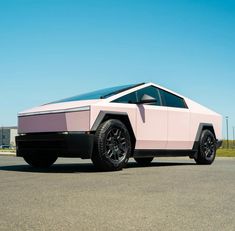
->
[233, 126, 235, 148]
[226, 116, 229, 149]
[1, 126, 3, 147]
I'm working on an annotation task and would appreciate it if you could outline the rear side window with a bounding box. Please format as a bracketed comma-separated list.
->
[159, 90, 187, 108]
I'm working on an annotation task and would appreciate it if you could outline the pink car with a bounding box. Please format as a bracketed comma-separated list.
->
[16, 83, 223, 171]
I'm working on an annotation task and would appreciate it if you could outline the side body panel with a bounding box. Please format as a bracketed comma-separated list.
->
[135, 105, 167, 149]
[90, 99, 222, 151]
[167, 107, 191, 149]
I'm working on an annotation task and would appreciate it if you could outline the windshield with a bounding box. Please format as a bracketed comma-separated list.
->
[50, 83, 141, 104]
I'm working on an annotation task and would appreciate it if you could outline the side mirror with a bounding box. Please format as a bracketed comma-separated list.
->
[138, 94, 157, 104]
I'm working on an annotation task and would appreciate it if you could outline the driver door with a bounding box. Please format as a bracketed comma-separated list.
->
[135, 86, 168, 150]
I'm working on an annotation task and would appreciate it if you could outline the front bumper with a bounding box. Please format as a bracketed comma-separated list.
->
[16, 133, 95, 159]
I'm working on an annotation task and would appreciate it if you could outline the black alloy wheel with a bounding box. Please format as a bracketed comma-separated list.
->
[92, 119, 132, 171]
[105, 126, 128, 163]
[194, 129, 217, 165]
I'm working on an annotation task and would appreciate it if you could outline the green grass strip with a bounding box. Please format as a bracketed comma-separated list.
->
[217, 149, 235, 157]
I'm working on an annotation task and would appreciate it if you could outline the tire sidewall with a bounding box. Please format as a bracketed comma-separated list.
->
[93, 119, 132, 171]
[198, 130, 216, 164]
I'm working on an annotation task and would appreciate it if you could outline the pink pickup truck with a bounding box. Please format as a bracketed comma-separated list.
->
[16, 82, 222, 171]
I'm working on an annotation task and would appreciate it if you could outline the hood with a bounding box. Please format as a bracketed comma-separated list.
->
[19, 99, 101, 116]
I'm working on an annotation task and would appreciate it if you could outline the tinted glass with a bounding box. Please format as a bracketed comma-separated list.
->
[136, 86, 161, 106]
[113, 92, 138, 104]
[159, 90, 187, 108]
[49, 84, 137, 104]
[113, 86, 161, 105]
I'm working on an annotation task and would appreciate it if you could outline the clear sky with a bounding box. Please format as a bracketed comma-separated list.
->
[0, 0, 234, 138]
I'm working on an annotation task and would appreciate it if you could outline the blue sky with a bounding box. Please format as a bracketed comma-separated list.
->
[0, 0, 234, 138]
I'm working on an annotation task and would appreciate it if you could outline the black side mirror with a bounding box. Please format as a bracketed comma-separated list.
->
[138, 94, 157, 104]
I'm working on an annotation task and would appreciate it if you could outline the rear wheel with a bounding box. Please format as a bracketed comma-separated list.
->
[134, 157, 154, 166]
[194, 130, 216, 165]
[23, 153, 58, 168]
[92, 119, 132, 171]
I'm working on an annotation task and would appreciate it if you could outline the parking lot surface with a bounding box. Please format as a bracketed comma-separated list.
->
[0, 156, 234, 231]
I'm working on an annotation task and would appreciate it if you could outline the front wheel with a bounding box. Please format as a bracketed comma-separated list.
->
[92, 119, 132, 171]
[23, 153, 58, 168]
[194, 130, 217, 165]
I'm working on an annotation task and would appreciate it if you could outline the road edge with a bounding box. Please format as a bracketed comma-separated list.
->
[0, 152, 16, 157]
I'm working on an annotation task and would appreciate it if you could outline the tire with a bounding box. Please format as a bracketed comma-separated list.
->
[92, 119, 132, 171]
[194, 130, 217, 165]
[23, 153, 58, 168]
[134, 157, 154, 166]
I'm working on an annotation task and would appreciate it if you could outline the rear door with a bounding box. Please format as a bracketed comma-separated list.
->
[159, 89, 190, 150]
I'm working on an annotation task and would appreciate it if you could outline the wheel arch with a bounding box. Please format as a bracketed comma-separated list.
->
[91, 111, 136, 155]
[195, 123, 216, 140]
[192, 123, 216, 154]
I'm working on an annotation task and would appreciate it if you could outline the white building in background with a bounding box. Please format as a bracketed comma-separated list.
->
[0, 127, 18, 148]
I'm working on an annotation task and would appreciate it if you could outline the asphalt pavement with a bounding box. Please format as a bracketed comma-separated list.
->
[0, 156, 234, 231]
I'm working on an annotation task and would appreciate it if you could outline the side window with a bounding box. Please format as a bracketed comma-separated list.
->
[159, 90, 187, 108]
[136, 86, 161, 106]
[112, 91, 138, 104]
